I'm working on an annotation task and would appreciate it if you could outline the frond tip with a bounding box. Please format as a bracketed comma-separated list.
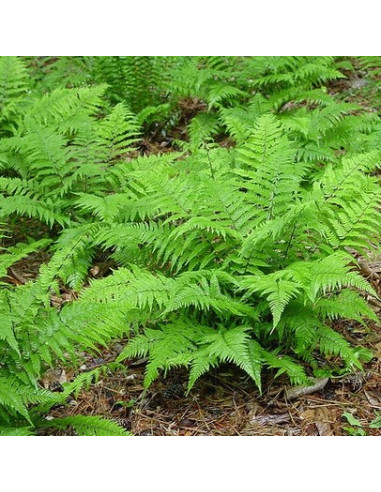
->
[42, 415, 132, 436]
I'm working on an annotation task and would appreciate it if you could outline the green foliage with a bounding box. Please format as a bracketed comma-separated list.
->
[90, 56, 174, 113]
[0, 57, 29, 126]
[40, 415, 131, 436]
[369, 412, 381, 429]
[75, 112, 378, 393]
[0, 56, 380, 436]
[342, 412, 367, 436]
[341, 411, 381, 436]
[358, 56, 381, 78]
[0, 81, 140, 227]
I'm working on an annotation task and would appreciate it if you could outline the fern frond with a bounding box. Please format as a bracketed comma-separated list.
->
[261, 351, 310, 385]
[0, 56, 28, 122]
[188, 325, 263, 391]
[237, 114, 303, 220]
[316, 290, 378, 323]
[0, 425, 34, 436]
[0, 238, 51, 278]
[43, 415, 131, 436]
[60, 367, 104, 399]
[117, 321, 206, 387]
[317, 325, 363, 369]
[96, 103, 141, 162]
[244, 273, 302, 328]
[24, 85, 106, 127]
[0, 377, 55, 423]
[79, 266, 175, 309]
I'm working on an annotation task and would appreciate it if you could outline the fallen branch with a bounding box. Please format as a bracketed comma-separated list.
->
[285, 377, 329, 400]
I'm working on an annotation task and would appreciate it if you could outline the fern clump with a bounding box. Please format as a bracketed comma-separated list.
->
[0, 60, 141, 228]
[72, 114, 379, 393]
[0, 56, 380, 435]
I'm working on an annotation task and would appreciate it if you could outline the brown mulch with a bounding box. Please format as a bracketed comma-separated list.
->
[2, 250, 51, 286]
[326, 60, 380, 111]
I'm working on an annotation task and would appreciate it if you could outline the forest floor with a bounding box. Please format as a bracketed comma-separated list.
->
[6, 65, 381, 436]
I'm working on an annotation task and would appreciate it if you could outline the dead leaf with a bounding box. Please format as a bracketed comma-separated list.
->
[300, 409, 315, 421]
[315, 421, 332, 436]
[315, 407, 333, 436]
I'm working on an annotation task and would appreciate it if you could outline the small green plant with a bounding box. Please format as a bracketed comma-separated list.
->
[342, 411, 381, 436]
[369, 412, 381, 429]
[342, 412, 367, 436]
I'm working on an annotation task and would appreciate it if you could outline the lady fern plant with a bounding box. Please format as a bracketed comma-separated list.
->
[64, 114, 380, 394]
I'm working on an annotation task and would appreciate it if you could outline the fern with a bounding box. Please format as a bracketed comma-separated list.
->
[91, 56, 172, 113]
[189, 326, 263, 392]
[358, 56, 381, 78]
[0, 57, 28, 126]
[0, 61, 140, 229]
[247, 274, 302, 329]
[41, 415, 131, 436]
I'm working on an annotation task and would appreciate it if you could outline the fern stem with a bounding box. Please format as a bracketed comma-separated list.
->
[205, 147, 215, 180]
[283, 222, 298, 260]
